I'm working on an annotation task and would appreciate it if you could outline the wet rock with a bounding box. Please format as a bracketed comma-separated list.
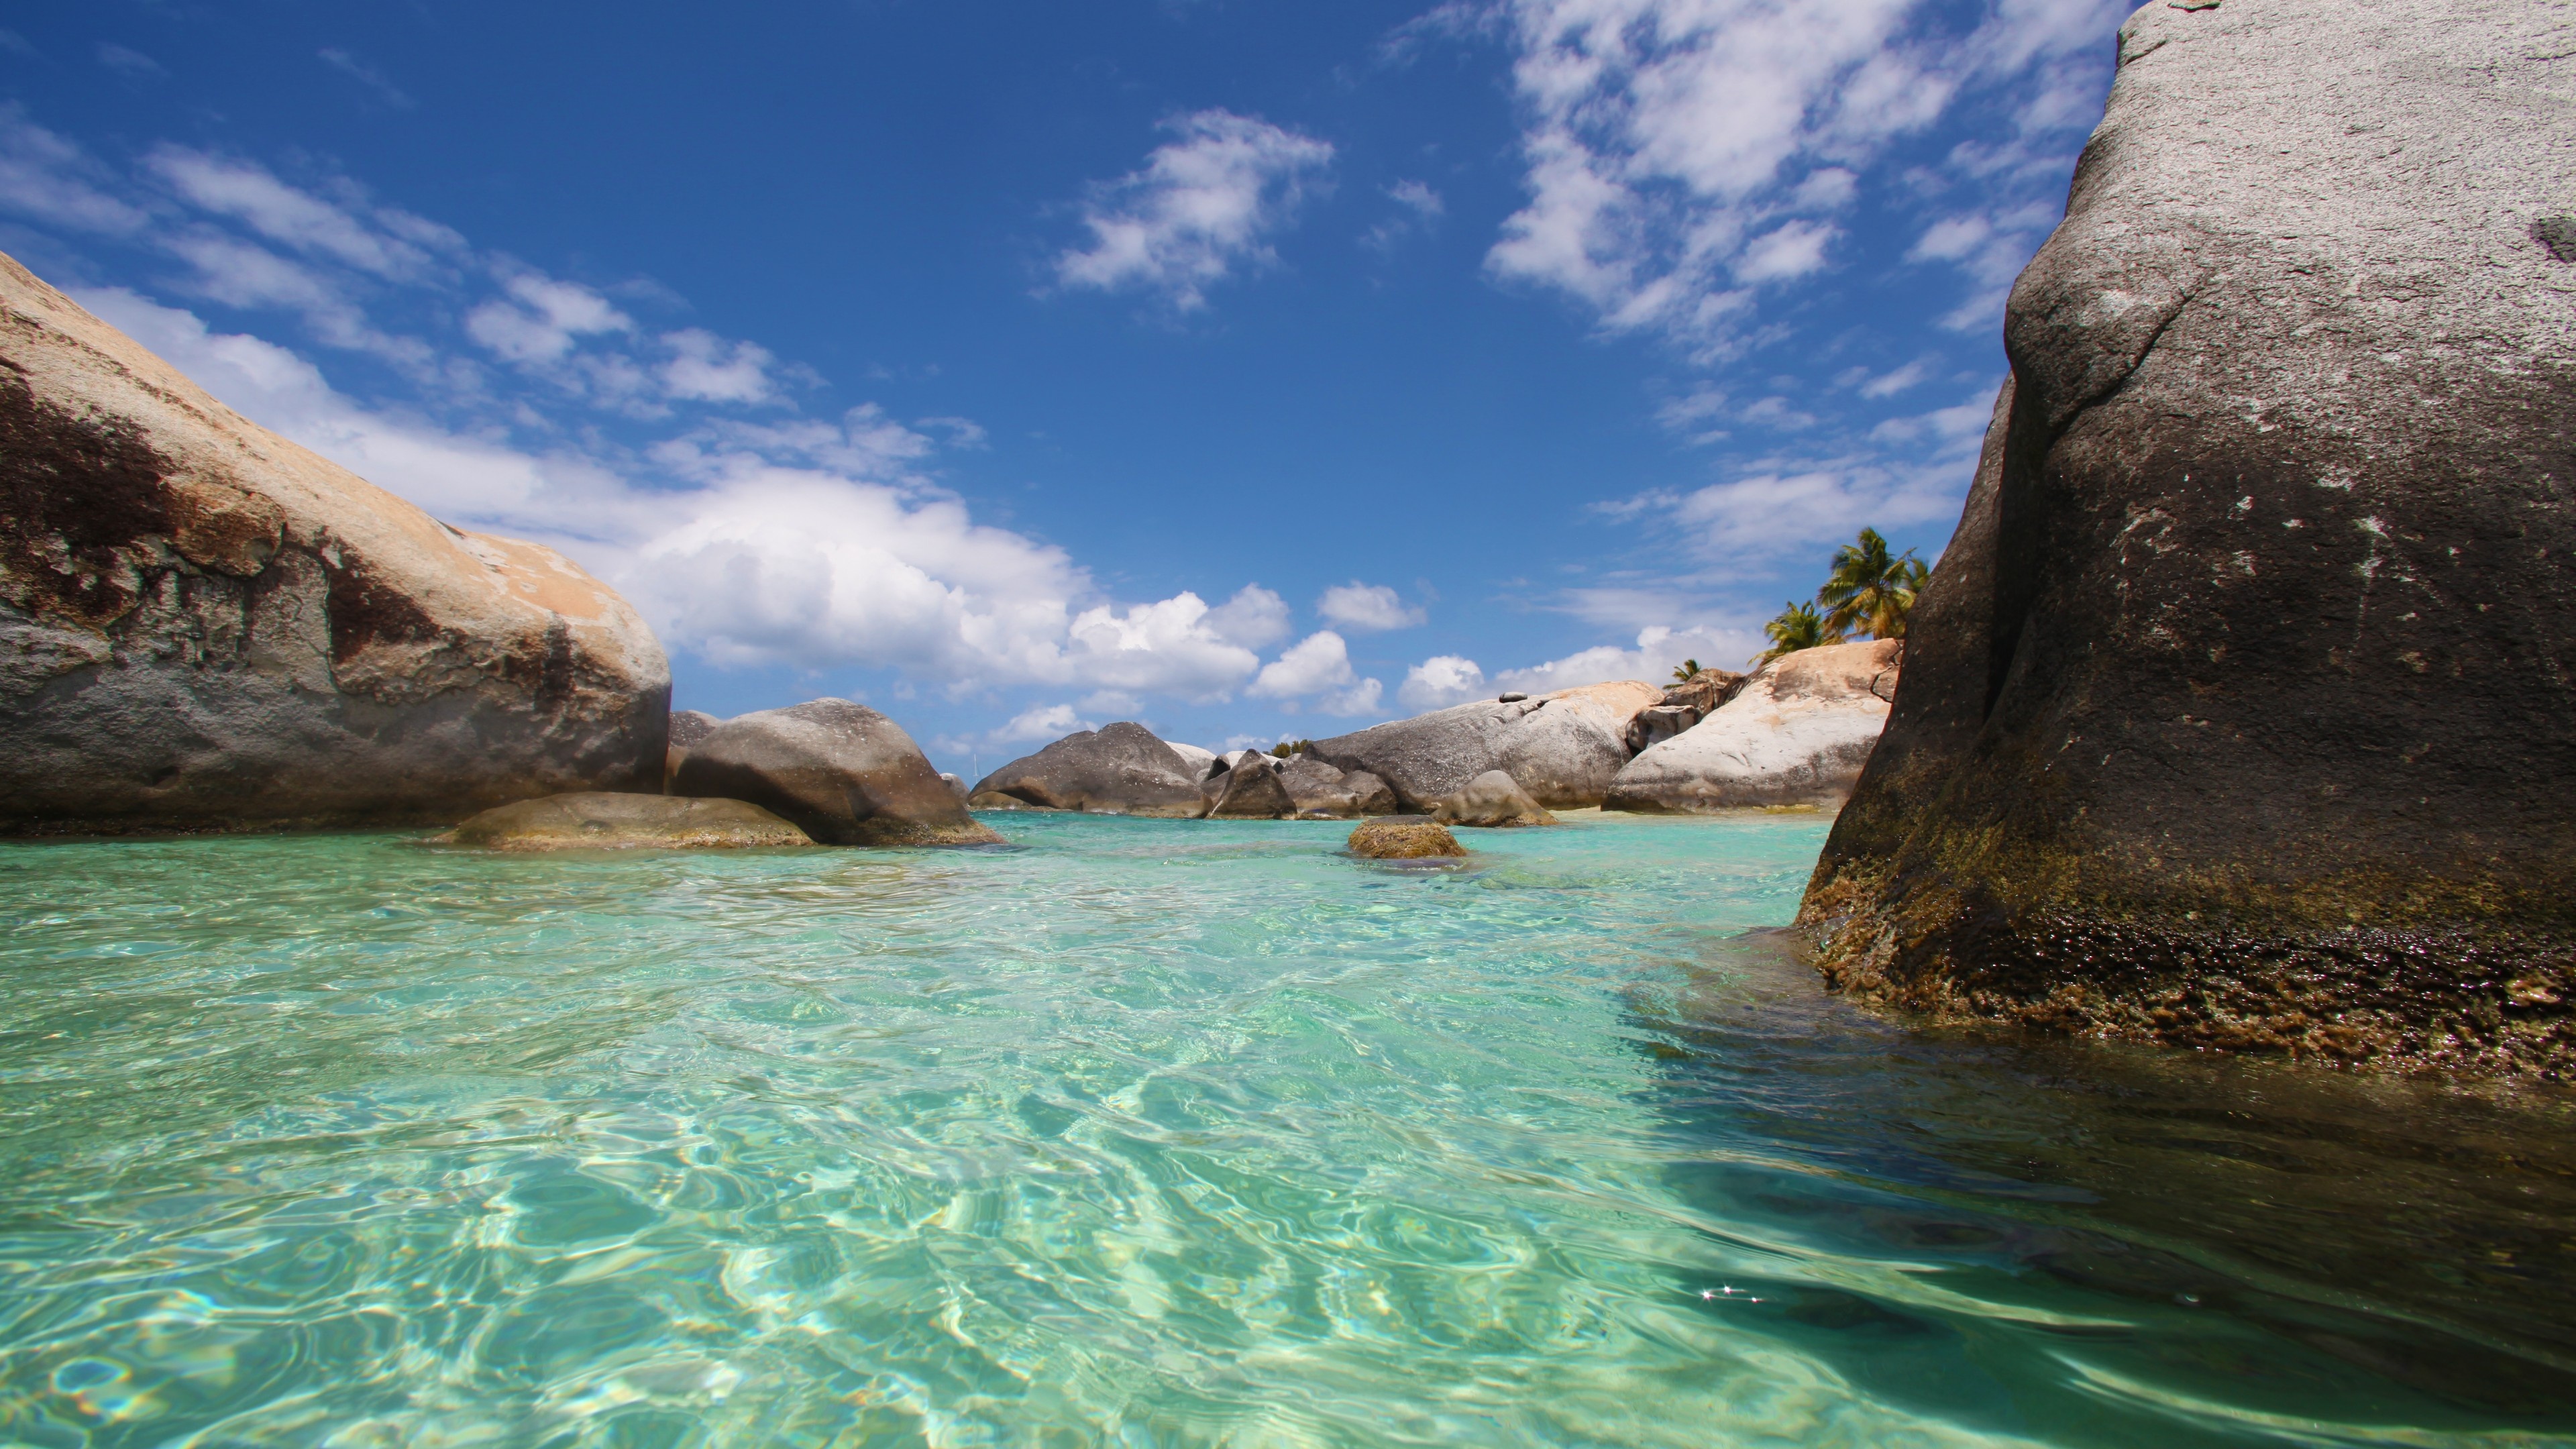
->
[1434, 769, 1558, 828]
[1605, 641, 1900, 812]
[1278, 753, 1397, 816]
[971, 721, 1207, 816]
[1203, 752, 1297, 818]
[673, 698, 1002, 846]
[1309, 680, 1661, 810]
[1800, 0, 2576, 1075]
[436, 792, 810, 850]
[1347, 816, 1466, 859]
[0, 251, 669, 834]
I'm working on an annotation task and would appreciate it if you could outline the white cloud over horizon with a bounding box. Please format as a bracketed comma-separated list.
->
[1316, 581, 1426, 633]
[1053, 109, 1335, 312]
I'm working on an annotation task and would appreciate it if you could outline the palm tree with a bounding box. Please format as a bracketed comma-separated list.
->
[1758, 601, 1841, 662]
[1817, 527, 1929, 639]
[1670, 658, 1702, 683]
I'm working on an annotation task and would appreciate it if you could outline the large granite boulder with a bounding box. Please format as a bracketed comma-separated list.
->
[436, 792, 811, 850]
[1605, 641, 1900, 812]
[970, 721, 1206, 816]
[1800, 0, 2576, 1074]
[1625, 669, 1751, 753]
[1167, 741, 1220, 781]
[1202, 752, 1297, 818]
[672, 699, 1002, 846]
[1309, 680, 1662, 810]
[0, 252, 668, 833]
[664, 708, 720, 787]
[1277, 753, 1397, 817]
[1434, 770, 1558, 828]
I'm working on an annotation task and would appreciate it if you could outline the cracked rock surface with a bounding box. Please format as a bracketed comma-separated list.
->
[1801, 0, 2576, 1074]
[0, 250, 669, 834]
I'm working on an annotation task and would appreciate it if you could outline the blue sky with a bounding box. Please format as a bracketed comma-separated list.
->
[1, 0, 2124, 773]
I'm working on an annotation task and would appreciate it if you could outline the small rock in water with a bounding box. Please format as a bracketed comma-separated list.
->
[435, 792, 812, 850]
[1434, 770, 1558, 828]
[1347, 817, 1466, 859]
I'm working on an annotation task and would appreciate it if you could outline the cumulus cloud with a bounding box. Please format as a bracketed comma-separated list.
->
[992, 703, 1095, 744]
[659, 328, 782, 404]
[1054, 110, 1335, 311]
[1249, 631, 1385, 715]
[1316, 581, 1426, 632]
[1205, 584, 1294, 649]
[1398, 654, 1488, 710]
[1482, 0, 2120, 356]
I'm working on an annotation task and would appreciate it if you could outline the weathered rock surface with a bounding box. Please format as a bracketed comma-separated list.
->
[1434, 770, 1558, 828]
[1277, 753, 1397, 817]
[665, 708, 720, 786]
[1167, 741, 1220, 780]
[938, 772, 969, 802]
[672, 698, 1002, 846]
[1606, 642, 1900, 812]
[0, 251, 669, 833]
[971, 722, 1207, 816]
[1625, 669, 1751, 753]
[1800, 0, 2576, 1075]
[435, 792, 811, 850]
[1309, 681, 1662, 810]
[1348, 817, 1466, 859]
[1203, 753, 1296, 818]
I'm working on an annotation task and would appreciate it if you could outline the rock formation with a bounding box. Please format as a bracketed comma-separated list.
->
[436, 792, 811, 850]
[1167, 741, 1220, 780]
[665, 709, 720, 787]
[1434, 770, 1558, 828]
[1309, 681, 1661, 810]
[1277, 753, 1398, 816]
[0, 251, 668, 833]
[1625, 669, 1750, 754]
[970, 721, 1208, 816]
[1605, 641, 1900, 812]
[1801, 0, 2576, 1073]
[1202, 752, 1296, 818]
[672, 699, 1002, 846]
[1348, 817, 1466, 859]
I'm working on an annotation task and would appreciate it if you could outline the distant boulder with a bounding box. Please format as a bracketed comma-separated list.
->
[1625, 669, 1750, 754]
[1277, 753, 1397, 817]
[1309, 680, 1662, 810]
[437, 792, 810, 850]
[1348, 817, 1466, 859]
[672, 698, 1002, 845]
[1434, 769, 1558, 828]
[970, 721, 1208, 816]
[665, 708, 722, 787]
[1167, 741, 1221, 781]
[1203, 753, 1297, 818]
[1605, 641, 1899, 812]
[938, 772, 969, 802]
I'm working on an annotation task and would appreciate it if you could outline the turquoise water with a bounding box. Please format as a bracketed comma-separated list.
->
[2, 812, 2573, 1448]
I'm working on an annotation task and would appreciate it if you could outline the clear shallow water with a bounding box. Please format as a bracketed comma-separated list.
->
[1, 813, 2573, 1448]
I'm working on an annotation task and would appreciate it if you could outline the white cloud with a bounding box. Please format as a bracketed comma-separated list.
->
[0, 107, 150, 234]
[1399, 654, 1487, 710]
[1250, 631, 1385, 715]
[318, 48, 415, 109]
[993, 703, 1094, 744]
[145, 148, 448, 280]
[97, 44, 165, 79]
[1054, 110, 1335, 311]
[1316, 581, 1425, 632]
[1482, 0, 2119, 355]
[659, 327, 782, 404]
[1497, 623, 1762, 688]
[466, 272, 633, 363]
[1205, 584, 1293, 649]
[1857, 357, 1935, 398]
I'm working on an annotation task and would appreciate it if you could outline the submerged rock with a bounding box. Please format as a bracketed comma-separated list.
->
[1203, 753, 1296, 818]
[1605, 641, 1900, 812]
[673, 699, 1002, 846]
[1347, 817, 1466, 859]
[0, 251, 669, 834]
[1800, 0, 2576, 1074]
[971, 722, 1206, 816]
[1433, 770, 1558, 828]
[437, 792, 811, 850]
[1309, 680, 1661, 810]
[1277, 753, 1398, 817]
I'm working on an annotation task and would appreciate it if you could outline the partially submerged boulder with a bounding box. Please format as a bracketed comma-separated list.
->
[1434, 770, 1558, 828]
[1309, 680, 1661, 810]
[1348, 816, 1466, 859]
[0, 251, 668, 834]
[672, 698, 1002, 846]
[1277, 753, 1397, 817]
[1605, 641, 1900, 812]
[436, 792, 810, 850]
[1203, 753, 1296, 818]
[1801, 0, 2576, 1074]
[971, 721, 1205, 816]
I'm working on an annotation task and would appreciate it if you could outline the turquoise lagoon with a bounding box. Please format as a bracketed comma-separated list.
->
[2, 811, 2573, 1447]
